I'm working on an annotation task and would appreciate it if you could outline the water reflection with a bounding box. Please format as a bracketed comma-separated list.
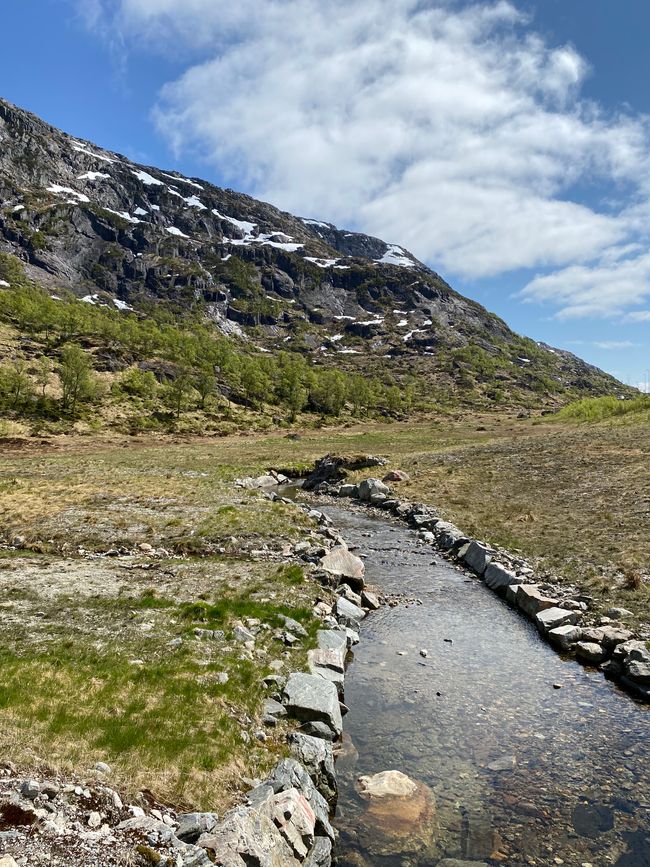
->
[322, 506, 650, 867]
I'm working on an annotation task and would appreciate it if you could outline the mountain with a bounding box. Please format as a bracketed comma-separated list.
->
[0, 97, 629, 411]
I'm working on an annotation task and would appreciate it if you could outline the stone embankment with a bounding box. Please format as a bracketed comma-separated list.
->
[306, 470, 650, 705]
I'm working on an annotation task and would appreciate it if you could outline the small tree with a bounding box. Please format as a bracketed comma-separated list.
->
[35, 357, 52, 399]
[163, 370, 194, 418]
[117, 367, 158, 400]
[0, 361, 34, 410]
[193, 366, 218, 410]
[58, 344, 96, 415]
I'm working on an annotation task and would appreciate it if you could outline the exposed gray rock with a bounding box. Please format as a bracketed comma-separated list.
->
[232, 624, 255, 643]
[308, 648, 345, 673]
[198, 797, 300, 866]
[624, 645, 650, 682]
[283, 673, 343, 737]
[279, 615, 308, 638]
[317, 629, 348, 656]
[235, 474, 279, 489]
[382, 470, 410, 482]
[484, 562, 522, 593]
[320, 546, 365, 591]
[576, 641, 608, 664]
[515, 585, 558, 618]
[303, 836, 333, 867]
[335, 597, 366, 628]
[289, 733, 337, 804]
[599, 626, 634, 649]
[535, 607, 579, 633]
[605, 607, 634, 620]
[176, 812, 219, 844]
[548, 624, 582, 649]
[361, 590, 381, 610]
[19, 780, 40, 801]
[272, 788, 316, 859]
[463, 541, 492, 576]
[338, 484, 358, 498]
[434, 521, 467, 550]
[264, 698, 288, 719]
[266, 758, 335, 841]
[299, 721, 337, 741]
[357, 478, 391, 502]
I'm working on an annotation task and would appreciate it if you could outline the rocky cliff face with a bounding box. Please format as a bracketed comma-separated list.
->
[0, 97, 627, 404]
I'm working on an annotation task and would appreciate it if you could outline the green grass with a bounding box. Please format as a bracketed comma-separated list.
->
[556, 395, 650, 422]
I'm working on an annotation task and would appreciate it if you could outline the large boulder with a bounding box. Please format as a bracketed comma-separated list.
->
[463, 541, 492, 576]
[355, 770, 436, 858]
[599, 626, 634, 649]
[303, 837, 332, 867]
[235, 474, 278, 489]
[320, 546, 365, 591]
[272, 788, 316, 859]
[357, 478, 391, 502]
[266, 758, 335, 841]
[283, 673, 343, 738]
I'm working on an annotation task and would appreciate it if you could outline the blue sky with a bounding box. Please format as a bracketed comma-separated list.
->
[1, 0, 650, 389]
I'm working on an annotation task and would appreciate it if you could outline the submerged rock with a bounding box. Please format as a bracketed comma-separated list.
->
[355, 770, 436, 857]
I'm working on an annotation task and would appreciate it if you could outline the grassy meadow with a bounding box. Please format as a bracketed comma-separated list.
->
[0, 397, 648, 810]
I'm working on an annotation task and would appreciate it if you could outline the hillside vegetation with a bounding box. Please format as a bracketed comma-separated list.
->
[556, 394, 650, 422]
[0, 253, 420, 434]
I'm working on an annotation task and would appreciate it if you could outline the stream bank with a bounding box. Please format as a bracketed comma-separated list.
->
[317, 503, 650, 867]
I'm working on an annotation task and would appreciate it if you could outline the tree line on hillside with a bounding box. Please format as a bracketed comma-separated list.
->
[0, 255, 417, 427]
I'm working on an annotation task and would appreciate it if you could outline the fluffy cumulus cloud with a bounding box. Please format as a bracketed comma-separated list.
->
[83, 0, 650, 318]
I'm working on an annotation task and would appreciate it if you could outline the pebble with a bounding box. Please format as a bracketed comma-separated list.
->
[419, 649, 428, 658]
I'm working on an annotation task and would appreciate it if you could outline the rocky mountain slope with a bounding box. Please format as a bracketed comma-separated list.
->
[0, 97, 628, 406]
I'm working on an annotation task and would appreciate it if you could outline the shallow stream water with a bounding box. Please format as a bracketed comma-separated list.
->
[321, 505, 650, 867]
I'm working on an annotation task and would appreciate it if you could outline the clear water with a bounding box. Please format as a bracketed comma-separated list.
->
[321, 505, 650, 867]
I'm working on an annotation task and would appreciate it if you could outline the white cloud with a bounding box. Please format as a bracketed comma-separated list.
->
[521, 250, 650, 319]
[82, 0, 650, 314]
[593, 341, 637, 350]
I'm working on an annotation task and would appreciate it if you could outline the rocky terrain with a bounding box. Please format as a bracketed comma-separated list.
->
[0, 97, 630, 407]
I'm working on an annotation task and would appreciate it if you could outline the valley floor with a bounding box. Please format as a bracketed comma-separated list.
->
[0, 409, 648, 816]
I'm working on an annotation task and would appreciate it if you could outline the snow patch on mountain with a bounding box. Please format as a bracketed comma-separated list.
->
[378, 245, 417, 268]
[72, 144, 116, 164]
[132, 170, 164, 186]
[47, 185, 90, 203]
[103, 208, 142, 225]
[78, 171, 110, 181]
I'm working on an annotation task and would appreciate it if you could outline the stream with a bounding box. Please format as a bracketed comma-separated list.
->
[319, 504, 650, 867]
